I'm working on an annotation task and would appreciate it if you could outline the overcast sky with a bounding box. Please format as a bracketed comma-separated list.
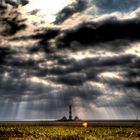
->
[0, 0, 140, 120]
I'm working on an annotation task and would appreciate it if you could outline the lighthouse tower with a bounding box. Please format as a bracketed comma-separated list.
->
[69, 105, 72, 120]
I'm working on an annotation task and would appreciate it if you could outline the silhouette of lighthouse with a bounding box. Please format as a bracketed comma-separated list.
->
[69, 105, 72, 120]
[59, 105, 80, 121]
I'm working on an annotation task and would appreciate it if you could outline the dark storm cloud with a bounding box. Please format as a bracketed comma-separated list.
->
[1, 17, 27, 36]
[54, 0, 140, 24]
[98, 71, 140, 91]
[2, 18, 139, 91]
[5, 0, 18, 7]
[48, 54, 135, 75]
[54, 0, 87, 24]
[100, 78, 140, 91]
[8, 28, 60, 53]
[0, 46, 37, 72]
[9, 28, 60, 41]
[19, 0, 29, 6]
[124, 70, 140, 78]
[8, 12, 140, 51]
[4, 0, 29, 7]
[92, 0, 140, 13]
[0, 47, 12, 65]
[47, 54, 140, 88]
[0, 0, 27, 36]
[56, 17, 140, 47]
[124, 81, 140, 90]
[17, 11, 140, 52]
[55, 72, 87, 85]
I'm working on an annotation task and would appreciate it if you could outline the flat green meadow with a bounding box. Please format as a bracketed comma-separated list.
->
[0, 126, 139, 140]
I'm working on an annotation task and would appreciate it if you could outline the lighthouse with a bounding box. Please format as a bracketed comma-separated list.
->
[59, 105, 80, 121]
[69, 105, 72, 120]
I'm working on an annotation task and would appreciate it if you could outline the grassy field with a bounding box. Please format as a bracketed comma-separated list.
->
[0, 126, 139, 140]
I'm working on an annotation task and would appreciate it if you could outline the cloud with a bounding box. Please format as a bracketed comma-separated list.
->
[0, 0, 140, 120]
[54, 0, 87, 24]
[0, 0, 27, 36]
[55, 72, 87, 85]
[19, 0, 29, 6]
[91, 0, 140, 14]
[0, 47, 12, 65]
[5, 0, 29, 7]
[56, 15, 140, 47]
[5, 0, 18, 7]
[54, 0, 140, 24]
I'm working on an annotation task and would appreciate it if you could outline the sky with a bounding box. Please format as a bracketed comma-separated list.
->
[0, 0, 140, 120]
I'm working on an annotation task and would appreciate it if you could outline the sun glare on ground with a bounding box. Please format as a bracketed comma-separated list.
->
[25, 0, 73, 23]
[82, 122, 88, 128]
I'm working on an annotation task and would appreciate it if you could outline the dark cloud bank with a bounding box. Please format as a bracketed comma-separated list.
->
[0, 0, 140, 120]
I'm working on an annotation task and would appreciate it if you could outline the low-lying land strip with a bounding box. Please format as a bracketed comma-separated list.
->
[0, 120, 140, 127]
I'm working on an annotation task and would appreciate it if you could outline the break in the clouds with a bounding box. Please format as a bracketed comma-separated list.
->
[91, 0, 140, 13]
[54, 0, 140, 24]
[0, 0, 140, 120]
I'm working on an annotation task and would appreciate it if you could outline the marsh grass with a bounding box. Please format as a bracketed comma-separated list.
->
[0, 126, 139, 140]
